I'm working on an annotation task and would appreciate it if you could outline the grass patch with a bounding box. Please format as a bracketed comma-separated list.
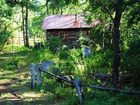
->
[0, 45, 140, 105]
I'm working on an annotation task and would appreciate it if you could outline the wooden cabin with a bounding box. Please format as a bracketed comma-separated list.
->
[42, 14, 100, 46]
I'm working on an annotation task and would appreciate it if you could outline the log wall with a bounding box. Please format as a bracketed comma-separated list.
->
[46, 28, 90, 46]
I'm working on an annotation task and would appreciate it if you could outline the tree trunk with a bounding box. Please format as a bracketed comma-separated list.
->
[21, 5, 26, 46]
[60, 6, 63, 15]
[46, 0, 49, 15]
[25, 0, 29, 47]
[112, 0, 123, 88]
[52, 5, 54, 14]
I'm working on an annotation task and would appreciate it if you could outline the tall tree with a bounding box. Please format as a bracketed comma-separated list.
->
[21, 0, 29, 47]
[46, 0, 49, 15]
[112, 0, 123, 88]
[5, 0, 30, 47]
[25, 0, 29, 47]
[21, 2, 26, 46]
[88, 0, 139, 88]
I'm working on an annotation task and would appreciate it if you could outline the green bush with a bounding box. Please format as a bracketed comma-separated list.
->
[83, 50, 113, 80]
[45, 36, 63, 53]
[59, 45, 70, 60]
[122, 39, 140, 88]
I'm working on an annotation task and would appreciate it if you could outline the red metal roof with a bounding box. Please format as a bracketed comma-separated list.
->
[42, 14, 100, 30]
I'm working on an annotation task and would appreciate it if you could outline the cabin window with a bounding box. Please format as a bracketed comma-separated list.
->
[59, 31, 67, 40]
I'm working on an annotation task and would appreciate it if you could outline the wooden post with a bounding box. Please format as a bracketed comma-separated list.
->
[37, 63, 42, 85]
[30, 63, 35, 89]
[74, 79, 83, 105]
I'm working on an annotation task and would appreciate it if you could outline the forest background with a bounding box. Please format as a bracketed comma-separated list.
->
[0, 0, 140, 105]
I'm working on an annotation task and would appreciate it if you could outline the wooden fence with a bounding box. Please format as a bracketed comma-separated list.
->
[30, 61, 140, 104]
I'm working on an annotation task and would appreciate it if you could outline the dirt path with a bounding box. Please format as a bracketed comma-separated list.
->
[0, 76, 22, 105]
[0, 67, 62, 105]
[0, 81, 22, 105]
[0, 52, 63, 105]
[0, 69, 50, 105]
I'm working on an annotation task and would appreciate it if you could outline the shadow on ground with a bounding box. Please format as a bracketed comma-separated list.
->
[0, 50, 61, 105]
[0, 69, 61, 105]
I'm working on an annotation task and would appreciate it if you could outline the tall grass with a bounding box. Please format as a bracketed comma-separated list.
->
[1, 40, 139, 105]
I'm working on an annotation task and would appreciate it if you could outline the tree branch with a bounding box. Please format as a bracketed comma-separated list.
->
[98, 0, 114, 22]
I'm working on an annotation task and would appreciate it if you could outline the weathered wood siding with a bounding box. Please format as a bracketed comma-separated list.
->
[46, 28, 90, 46]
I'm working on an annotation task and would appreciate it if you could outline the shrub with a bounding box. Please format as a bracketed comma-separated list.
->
[122, 39, 140, 88]
[45, 36, 63, 53]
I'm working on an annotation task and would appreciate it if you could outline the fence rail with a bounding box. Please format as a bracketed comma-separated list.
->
[30, 61, 140, 104]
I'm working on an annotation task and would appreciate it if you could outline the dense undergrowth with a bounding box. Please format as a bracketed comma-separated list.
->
[0, 37, 139, 105]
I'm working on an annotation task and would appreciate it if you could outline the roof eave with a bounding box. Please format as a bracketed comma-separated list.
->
[45, 27, 92, 30]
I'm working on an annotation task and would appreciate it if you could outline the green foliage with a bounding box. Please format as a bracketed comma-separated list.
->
[5, 0, 17, 7]
[45, 36, 63, 53]
[59, 48, 82, 75]
[1, 0, 13, 15]
[78, 33, 93, 47]
[84, 92, 140, 105]
[127, 5, 140, 27]
[83, 50, 113, 81]
[29, 16, 44, 37]
[1, 0, 140, 104]
[0, 46, 31, 71]
[122, 39, 140, 88]
[0, 1, 14, 50]
[2, 45, 30, 52]
[55, 87, 74, 99]
[46, 0, 87, 14]
[58, 45, 69, 59]
[1, 43, 140, 105]
[0, 30, 11, 49]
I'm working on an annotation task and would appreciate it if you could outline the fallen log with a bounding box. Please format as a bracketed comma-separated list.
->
[95, 73, 111, 81]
